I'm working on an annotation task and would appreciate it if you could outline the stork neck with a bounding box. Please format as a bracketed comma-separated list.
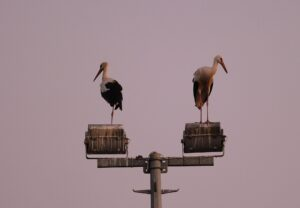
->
[212, 61, 218, 75]
[102, 68, 109, 80]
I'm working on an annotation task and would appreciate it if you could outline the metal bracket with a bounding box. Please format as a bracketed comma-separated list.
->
[161, 159, 168, 173]
[161, 189, 179, 194]
[133, 189, 151, 194]
[143, 160, 149, 173]
[133, 189, 179, 194]
[143, 158, 168, 174]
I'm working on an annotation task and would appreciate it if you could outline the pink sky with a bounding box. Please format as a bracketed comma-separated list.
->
[1, 0, 300, 207]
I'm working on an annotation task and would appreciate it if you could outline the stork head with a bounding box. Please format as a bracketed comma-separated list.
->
[93, 62, 108, 81]
[214, 55, 228, 73]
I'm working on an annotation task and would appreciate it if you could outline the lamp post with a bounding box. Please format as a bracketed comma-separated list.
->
[84, 122, 225, 208]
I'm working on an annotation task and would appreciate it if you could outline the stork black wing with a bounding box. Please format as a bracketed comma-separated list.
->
[101, 80, 123, 110]
[106, 80, 123, 92]
[208, 81, 213, 96]
[193, 80, 198, 103]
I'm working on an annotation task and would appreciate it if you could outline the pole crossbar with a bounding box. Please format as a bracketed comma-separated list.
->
[96, 156, 214, 168]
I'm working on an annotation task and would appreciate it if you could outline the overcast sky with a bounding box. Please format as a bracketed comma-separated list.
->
[1, 0, 300, 207]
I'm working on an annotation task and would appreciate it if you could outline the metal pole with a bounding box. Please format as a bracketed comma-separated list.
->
[149, 152, 162, 208]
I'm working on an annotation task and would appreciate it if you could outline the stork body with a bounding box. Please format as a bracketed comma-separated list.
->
[94, 62, 123, 124]
[193, 55, 227, 123]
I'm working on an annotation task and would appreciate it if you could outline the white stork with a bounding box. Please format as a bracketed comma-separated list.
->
[193, 55, 228, 123]
[93, 62, 123, 124]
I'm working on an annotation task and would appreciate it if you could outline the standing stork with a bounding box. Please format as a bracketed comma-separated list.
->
[193, 55, 228, 123]
[93, 62, 123, 124]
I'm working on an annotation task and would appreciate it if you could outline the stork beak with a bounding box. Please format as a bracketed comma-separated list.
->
[93, 67, 103, 82]
[220, 59, 228, 73]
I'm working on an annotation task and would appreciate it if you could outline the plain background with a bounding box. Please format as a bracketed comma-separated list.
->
[1, 0, 300, 207]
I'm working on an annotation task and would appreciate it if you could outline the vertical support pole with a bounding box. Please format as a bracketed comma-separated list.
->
[149, 152, 162, 208]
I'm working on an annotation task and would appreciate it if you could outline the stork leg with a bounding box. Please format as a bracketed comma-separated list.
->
[200, 107, 202, 123]
[206, 99, 209, 124]
[111, 106, 114, 125]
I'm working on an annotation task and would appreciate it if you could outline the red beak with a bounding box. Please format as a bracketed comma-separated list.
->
[93, 67, 103, 82]
[220, 59, 228, 73]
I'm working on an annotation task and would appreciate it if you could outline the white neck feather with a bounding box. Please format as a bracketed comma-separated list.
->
[212, 59, 219, 75]
[102, 66, 109, 80]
